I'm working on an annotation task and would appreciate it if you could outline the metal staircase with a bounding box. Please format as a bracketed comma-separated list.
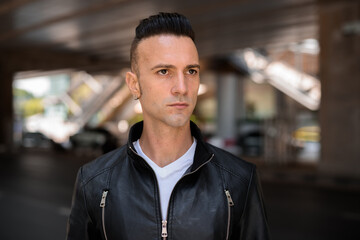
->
[67, 71, 125, 128]
[230, 49, 321, 111]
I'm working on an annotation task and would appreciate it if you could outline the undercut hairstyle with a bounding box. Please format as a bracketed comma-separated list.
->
[130, 12, 195, 76]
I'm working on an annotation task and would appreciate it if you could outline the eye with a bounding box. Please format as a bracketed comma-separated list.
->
[188, 69, 198, 75]
[158, 69, 168, 75]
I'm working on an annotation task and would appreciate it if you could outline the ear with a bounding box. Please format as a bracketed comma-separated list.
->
[126, 71, 141, 99]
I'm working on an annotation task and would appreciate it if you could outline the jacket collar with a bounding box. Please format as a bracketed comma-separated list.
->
[127, 121, 213, 171]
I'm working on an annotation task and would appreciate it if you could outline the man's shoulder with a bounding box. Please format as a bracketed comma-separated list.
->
[207, 143, 255, 180]
[79, 144, 128, 184]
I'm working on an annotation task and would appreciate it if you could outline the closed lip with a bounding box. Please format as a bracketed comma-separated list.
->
[168, 102, 189, 108]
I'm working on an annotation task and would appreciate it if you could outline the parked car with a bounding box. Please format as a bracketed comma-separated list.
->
[237, 130, 264, 157]
[22, 131, 55, 149]
[70, 127, 118, 155]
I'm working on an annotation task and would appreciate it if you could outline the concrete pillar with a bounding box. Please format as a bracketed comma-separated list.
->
[318, 0, 360, 177]
[235, 76, 246, 123]
[0, 68, 14, 153]
[216, 73, 241, 140]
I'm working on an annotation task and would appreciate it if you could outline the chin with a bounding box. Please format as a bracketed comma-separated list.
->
[164, 115, 190, 128]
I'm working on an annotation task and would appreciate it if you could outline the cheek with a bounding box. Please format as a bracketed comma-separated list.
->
[142, 87, 165, 105]
[190, 82, 200, 95]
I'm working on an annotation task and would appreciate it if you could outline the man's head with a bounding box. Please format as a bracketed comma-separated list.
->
[126, 12, 200, 129]
[130, 12, 195, 76]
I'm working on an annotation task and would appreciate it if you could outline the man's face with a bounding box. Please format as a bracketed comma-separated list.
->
[130, 34, 200, 128]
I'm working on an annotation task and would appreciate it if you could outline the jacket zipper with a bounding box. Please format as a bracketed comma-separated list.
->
[100, 190, 109, 240]
[225, 190, 234, 240]
[162, 153, 215, 239]
[161, 220, 168, 239]
[130, 146, 167, 239]
[130, 146, 214, 240]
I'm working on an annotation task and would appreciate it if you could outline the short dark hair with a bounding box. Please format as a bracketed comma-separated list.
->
[130, 12, 195, 75]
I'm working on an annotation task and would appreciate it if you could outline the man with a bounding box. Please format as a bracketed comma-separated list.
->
[67, 12, 270, 240]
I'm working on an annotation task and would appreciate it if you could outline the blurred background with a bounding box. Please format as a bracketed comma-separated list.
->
[0, 0, 359, 239]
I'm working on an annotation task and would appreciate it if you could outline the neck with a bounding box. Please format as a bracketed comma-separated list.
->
[139, 121, 193, 167]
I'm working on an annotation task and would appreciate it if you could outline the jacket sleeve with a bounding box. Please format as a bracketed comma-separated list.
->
[239, 167, 271, 240]
[66, 168, 99, 240]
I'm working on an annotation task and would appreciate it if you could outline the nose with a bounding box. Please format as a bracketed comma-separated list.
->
[171, 72, 188, 96]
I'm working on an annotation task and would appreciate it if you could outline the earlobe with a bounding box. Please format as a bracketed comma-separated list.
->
[126, 71, 141, 99]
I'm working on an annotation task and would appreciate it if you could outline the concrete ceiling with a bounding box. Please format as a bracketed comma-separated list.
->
[0, 0, 318, 72]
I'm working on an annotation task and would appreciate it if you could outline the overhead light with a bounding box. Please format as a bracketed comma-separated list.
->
[289, 39, 319, 54]
[301, 39, 319, 54]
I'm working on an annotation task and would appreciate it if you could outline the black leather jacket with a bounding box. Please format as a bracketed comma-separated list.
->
[66, 121, 270, 240]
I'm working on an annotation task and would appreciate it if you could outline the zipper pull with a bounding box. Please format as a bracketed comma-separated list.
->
[100, 190, 108, 208]
[161, 220, 168, 239]
[225, 190, 234, 206]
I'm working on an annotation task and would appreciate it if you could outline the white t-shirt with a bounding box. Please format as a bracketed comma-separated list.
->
[133, 138, 196, 220]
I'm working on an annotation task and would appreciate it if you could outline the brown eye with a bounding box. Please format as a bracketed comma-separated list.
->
[158, 69, 168, 75]
[188, 69, 198, 75]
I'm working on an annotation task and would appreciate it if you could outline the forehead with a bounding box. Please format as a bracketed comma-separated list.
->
[136, 34, 199, 66]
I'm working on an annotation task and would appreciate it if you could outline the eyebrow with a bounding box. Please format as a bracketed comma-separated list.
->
[150, 64, 200, 71]
[187, 64, 201, 70]
[151, 64, 175, 70]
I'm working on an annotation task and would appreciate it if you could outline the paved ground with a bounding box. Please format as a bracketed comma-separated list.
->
[0, 149, 359, 240]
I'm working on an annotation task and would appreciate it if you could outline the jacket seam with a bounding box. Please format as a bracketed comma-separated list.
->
[106, 165, 114, 189]
[211, 160, 249, 184]
[79, 167, 94, 225]
[152, 173, 161, 238]
[81, 155, 123, 187]
[170, 198, 173, 239]
[239, 165, 255, 222]
[214, 160, 231, 240]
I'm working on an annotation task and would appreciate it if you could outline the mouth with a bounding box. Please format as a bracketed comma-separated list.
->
[168, 102, 189, 109]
